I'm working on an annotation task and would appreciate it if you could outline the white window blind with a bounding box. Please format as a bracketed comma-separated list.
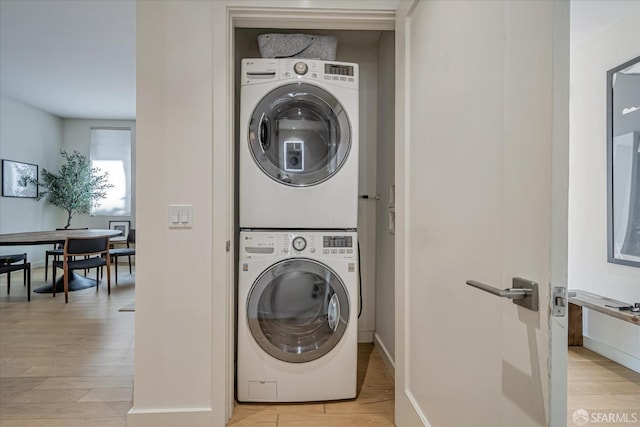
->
[90, 128, 132, 216]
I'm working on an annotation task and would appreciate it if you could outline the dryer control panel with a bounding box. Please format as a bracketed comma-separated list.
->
[241, 58, 359, 90]
[240, 231, 356, 259]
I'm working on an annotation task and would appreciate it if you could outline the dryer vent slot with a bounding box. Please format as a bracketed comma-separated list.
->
[247, 72, 277, 80]
[245, 247, 275, 254]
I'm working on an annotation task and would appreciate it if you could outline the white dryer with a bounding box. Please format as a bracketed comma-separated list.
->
[237, 230, 358, 402]
[239, 58, 359, 229]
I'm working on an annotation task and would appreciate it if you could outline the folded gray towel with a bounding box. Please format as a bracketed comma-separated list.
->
[258, 34, 337, 60]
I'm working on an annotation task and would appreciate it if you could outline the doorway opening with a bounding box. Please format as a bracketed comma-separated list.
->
[231, 25, 396, 423]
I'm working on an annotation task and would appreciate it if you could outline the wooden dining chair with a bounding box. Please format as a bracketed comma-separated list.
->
[0, 253, 31, 301]
[52, 235, 111, 303]
[45, 228, 89, 281]
[110, 229, 135, 284]
[44, 244, 64, 281]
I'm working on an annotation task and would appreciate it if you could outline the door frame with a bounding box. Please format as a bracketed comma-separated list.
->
[392, 2, 425, 424]
[220, 4, 397, 423]
[547, 2, 570, 425]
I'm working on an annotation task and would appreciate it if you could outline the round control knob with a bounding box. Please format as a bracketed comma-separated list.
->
[292, 236, 307, 252]
[294, 62, 308, 75]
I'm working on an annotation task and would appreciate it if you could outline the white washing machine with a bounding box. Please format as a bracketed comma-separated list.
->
[237, 230, 358, 402]
[239, 58, 359, 229]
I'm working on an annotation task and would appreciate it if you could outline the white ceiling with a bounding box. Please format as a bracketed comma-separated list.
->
[0, 0, 136, 120]
[0, 0, 637, 121]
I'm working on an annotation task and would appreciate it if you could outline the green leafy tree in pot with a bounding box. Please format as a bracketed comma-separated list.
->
[34, 150, 113, 229]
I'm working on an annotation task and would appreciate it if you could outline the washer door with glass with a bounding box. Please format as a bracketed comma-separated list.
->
[247, 258, 350, 363]
[248, 82, 351, 187]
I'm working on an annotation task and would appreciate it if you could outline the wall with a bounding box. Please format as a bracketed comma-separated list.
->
[568, 5, 640, 371]
[129, 1, 216, 426]
[374, 31, 395, 367]
[62, 119, 136, 230]
[0, 95, 64, 264]
[343, 41, 378, 343]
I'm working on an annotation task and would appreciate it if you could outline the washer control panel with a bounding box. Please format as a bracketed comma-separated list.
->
[282, 232, 355, 257]
[241, 231, 356, 259]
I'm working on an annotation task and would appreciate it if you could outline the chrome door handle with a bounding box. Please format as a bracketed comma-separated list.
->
[465, 280, 529, 299]
[465, 277, 539, 311]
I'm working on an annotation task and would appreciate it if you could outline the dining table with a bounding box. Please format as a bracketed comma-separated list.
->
[0, 229, 123, 293]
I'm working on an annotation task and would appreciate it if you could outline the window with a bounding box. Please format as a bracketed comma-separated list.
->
[90, 128, 132, 216]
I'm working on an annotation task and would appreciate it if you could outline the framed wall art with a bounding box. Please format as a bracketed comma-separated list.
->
[109, 220, 131, 239]
[2, 159, 38, 198]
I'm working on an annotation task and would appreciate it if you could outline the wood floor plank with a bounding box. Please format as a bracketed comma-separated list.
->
[78, 387, 133, 403]
[0, 417, 126, 427]
[567, 394, 640, 410]
[568, 381, 640, 395]
[568, 364, 640, 382]
[231, 403, 324, 416]
[277, 412, 395, 427]
[568, 347, 611, 362]
[0, 366, 30, 378]
[1, 388, 90, 404]
[0, 401, 129, 419]
[18, 365, 135, 378]
[3, 356, 133, 368]
[34, 375, 133, 390]
[324, 398, 395, 415]
[0, 377, 47, 390]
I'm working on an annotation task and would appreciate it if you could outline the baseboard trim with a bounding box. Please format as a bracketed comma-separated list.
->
[127, 407, 214, 427]
[583, 336, 640, 373]
[373, 333, 395, 380]
[405, 389, 433, 427]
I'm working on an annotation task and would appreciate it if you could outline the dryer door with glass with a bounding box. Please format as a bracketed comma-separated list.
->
[248, 82, 351, 187]
[247, 258, 350, 363]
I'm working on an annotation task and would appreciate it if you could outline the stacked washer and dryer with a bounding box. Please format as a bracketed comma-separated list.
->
[238, 58, 360, 402]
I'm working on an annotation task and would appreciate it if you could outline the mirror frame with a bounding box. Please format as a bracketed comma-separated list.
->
[607, 55, 640, 267]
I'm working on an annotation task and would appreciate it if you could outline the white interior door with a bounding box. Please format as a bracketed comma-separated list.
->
[394, 1, 569, 426]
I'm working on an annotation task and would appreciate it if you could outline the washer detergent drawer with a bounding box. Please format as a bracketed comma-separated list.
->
[248, 380, 277, 400]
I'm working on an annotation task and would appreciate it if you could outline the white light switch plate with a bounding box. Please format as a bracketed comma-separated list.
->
[169, 204, 193, 228]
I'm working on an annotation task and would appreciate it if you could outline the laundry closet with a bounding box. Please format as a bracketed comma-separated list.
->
[233, 27, 396, 401]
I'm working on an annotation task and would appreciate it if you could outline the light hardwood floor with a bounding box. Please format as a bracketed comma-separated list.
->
[0, 266, 135, 427]
[2, 267, 639, 427]
[229, 343, 395, 427]
[567, 347, 640, 427]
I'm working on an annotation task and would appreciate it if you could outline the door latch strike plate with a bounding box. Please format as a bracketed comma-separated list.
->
[552, 287, 566, 317]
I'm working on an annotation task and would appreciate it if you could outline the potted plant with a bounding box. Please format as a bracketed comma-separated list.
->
[34, 150, 113, 229]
